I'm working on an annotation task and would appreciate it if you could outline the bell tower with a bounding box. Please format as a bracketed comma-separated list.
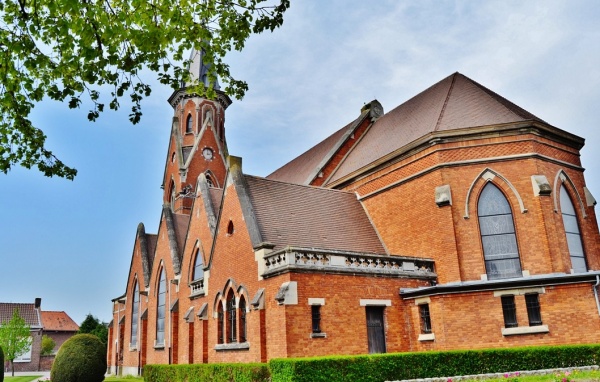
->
[161, 48, 232, 214]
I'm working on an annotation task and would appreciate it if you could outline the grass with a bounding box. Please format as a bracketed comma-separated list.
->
[105, 377, 144, 382]
[4, 377, 42, 382]
[458, 370, 600, 382]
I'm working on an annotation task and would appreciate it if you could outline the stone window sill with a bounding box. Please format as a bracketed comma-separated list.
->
[418, 333, 435, 341]
[310, 332, 327, 338]
[502, 325, 549, 336]
[215, 342, 250, 351]
[153, 341, 165, 350]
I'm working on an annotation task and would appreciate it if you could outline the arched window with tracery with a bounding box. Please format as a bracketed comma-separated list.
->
[226, 290, 236, 343]
[477, 182, 522, 280]
[217, 303, 224, 344]
[560, 186, 587, 272]
[130, 281, 139, 347]
[193, 248, 203, 281]
[239, 296, 247, 343]
[156, 268, 167, 346]
[185, 114, 193, 134]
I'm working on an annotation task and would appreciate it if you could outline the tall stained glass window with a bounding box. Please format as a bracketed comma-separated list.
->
[560, 186, 587, 272]
[478, 183, 522, 279]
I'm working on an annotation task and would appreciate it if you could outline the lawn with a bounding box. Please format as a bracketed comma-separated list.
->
[105, 377, 144, 382]
[455, 370, 600, 382]
[4, 377, 42, 382]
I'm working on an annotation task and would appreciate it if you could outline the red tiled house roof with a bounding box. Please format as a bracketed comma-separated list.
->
[0, 303, 42, 328]
[40, 311, 79, 332]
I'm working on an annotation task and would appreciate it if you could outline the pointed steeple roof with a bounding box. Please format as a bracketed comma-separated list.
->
[183, 47, 220, 90]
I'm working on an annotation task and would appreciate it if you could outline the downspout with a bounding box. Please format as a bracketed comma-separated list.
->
[593, 275, 600, 316]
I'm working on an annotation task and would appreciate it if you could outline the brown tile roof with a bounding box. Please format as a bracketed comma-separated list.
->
[40, 311, 79, 332]
[326, 72, 547, 184]
[0, 303, 41, 327]
[172, 213, 191, 254]
[244, 175, 386, 253]
[267, 120, 356, 184]
[146, 234, 158, 265]
[208, 187, 223, 210]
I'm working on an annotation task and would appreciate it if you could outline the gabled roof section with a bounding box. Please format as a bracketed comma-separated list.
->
[161, 205, 189, 275]
[136, 223, 155, 288]
[41, 311, 79, 332]
[267, 101, 383, 185]
[0, 303, 41, 327]
[244, 175, 386, 254]
[326, 72, 548, 184]
[267, 120, 356, 184]
[196, 173, 219, 235]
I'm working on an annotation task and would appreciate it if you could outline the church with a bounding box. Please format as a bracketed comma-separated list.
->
[107, 49, 600, 375]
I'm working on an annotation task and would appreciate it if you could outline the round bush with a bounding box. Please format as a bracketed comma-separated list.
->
[51, 333, 107, 382]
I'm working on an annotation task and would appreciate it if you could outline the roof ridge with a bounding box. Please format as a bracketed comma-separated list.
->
[434, 72, 458, 132]
[461, 73, 546, 123]
[245, 174, 355, 195]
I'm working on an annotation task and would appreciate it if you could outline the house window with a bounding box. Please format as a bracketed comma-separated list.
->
[501, 295, 518, 328]
[217, 304, 224, 344]
[525, 293, 542, 326]
[156, 269, 166, 346]
[419, 304, 432, 334]
[239, 296, 247, 343]
[185, 114, 193, 134]
[311, 305, 321, 334]
[131, 281, 139, 347]
[560, 186, 587, 272]
[193, 249, 203, 281]
[478, 183, 522, 279]
[226, 291, 236, 343]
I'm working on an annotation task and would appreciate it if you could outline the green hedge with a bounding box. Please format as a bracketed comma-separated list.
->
[144, 363, 270, 382]
[0, 345, 4, 382]
[143, 344, 600, 382]
[269, 344, 600, 382]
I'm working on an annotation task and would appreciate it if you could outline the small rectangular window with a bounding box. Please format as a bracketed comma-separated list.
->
[419, 304, 432, 334]
[501, 295, 518, 328]
[525, 293, 542, 326]
[311, 305, 321, 333]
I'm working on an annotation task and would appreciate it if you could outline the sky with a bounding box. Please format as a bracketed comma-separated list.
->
[1, 0, 600, 325]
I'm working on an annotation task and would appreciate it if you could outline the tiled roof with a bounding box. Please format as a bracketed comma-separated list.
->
[147, 234, 158, 265]
[325, 72, 546, 184]
[0, 303, 41, 327]
[40, 311, 79, 332]
[267, 120, 356, 184]
[208, 187, 223, 210]
[244, 175, 386, 253]
[173, 213, 191, 254]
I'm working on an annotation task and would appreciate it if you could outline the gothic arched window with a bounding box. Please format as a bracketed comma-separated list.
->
[477, 183, 522, 280]
[185, 114, 193, 134]
[130, 281, 139, 346]
[156, 268, 167, 345]
[560, 186, 587, 272]
[239, 296, 247, 343]
[193, 248, 203, 281]
[226, 290, 236, 343]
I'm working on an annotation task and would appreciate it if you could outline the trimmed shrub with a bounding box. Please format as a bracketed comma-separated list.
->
[144, 363, 270, 382]
[51, 333, 107, 382]
[268, 344, 600, 382]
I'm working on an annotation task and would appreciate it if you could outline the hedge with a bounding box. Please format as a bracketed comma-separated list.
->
[143, 344, 600, 382]
[144, 363, 270, 382]
[268, 344, 600, 382]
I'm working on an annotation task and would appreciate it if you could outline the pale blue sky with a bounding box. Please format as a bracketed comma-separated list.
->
[1, 1, 599, 325]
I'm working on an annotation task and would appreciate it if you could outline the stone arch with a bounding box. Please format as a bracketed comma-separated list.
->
[464, 168, 527, 219]
[553, 169, 587, 218]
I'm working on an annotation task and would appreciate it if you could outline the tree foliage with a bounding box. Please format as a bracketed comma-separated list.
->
[78, 314, 108, 345]
[41, 334, 56, 355]
[0, 0, 290, 178]
[0, 309, 31, 376]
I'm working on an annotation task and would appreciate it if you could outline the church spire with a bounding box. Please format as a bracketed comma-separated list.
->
[183, 47, 221, 90]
